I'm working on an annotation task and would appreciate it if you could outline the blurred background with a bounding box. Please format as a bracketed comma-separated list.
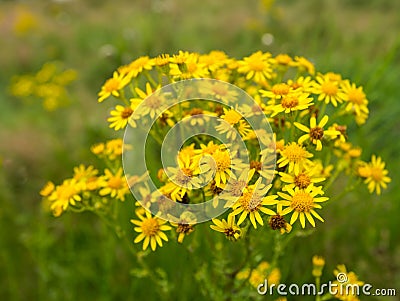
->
[1, 0, 399, 300]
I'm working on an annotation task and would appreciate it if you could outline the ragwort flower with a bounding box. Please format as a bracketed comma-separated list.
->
[131, 210, 171, 251]
[278, 186, 328, 228]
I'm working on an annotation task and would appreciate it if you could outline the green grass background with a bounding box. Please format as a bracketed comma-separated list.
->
[1, 0, 399, 300]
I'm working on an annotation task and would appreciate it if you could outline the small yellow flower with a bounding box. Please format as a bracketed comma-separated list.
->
[277, 142, 313, 175]
[332, 264, 364, 301]
[363, 155, 391, 195]
[279, 166, 325, 191]
[341, 80, 369, 123]
[270, 92, 314, 117]
[107, 100, 141, 130]
[98, 71, 130, 102]
[312, 255, 325, 277]
[293, 56, 315, 75]
[48, 179, 82, 213]
[210, 214, 241, 241]
[313, 73, 346, 107]
[231, 180, 278, 229]
[294, 115, 340, 151]
[278, 186, 328, 228]
[238, 51, 274, 83]
[98, 168, 128, 201]
[260, 83, 292, 100]
[131, 210, 171, 251]
[169, 211, 197, 243]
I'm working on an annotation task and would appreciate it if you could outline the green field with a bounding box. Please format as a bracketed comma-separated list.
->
[1, 0, 399, 300]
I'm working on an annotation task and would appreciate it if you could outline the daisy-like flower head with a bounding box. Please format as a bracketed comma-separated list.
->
[287, 76, 314, 93]
[199, 50, 231, 72]
[340, 80, 369, 123]
[294, 115, 340, 151]
[293, 56, 315, 75]
[274, 53, 294, 66]
[198, 80, 238, 103]
[132, 82, 165, 119]
[169, 211, 197, 243]
[215, 108, 251, 140]
[126, 55, 154, 78]
[131, 210, 171, 251]
[169, 52, 209, 79]
[98, 71, 130, 102]
[98, 168, 128, 201]
[210, 214, 241, 241]
[204, 148, 245, 187]
[362, 155, 391, 195]
[277, 142, 313, 175]
[332, 264, 364, 301]
[260, 83, 292, 101]
[279, 165, 326, 191]
[161, 154, 202, 201]
[231, 179, 278, 229]
[48, 178, 83, 215]
[237, 51, 274, 83]
[313, 73, 346, 107]
[107, 99, 141, 130]
[278, 186, 328, 228]
[270, 92, 314, 117]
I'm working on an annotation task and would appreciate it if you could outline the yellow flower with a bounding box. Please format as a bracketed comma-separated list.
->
[287, 76, 314, 93]
[270, 92, 314, 117]
[210, 214, 241, 241]
[131, 210, 171, 251]
[126, 56, 154, 77]
[363, 155, 391, 195]
[341, 80, 369, 123]
[199, 50, 231, 72]
[313, 73, 346, 107]
[107, 100, 141, 130]
[215, 108, 251, 140]
[169, 211, 197, 243]
[237, 261, 281, 289]
[260, 83, 292, 100]
[231, 180, 278, 229]
[98, 168, 128, 201]
[279, 166, 325, 191]
[312, 255, 325, 277]
[278, 186, 328, 228]
[161, 154, 202, 201]
[332, 264, 364, 301]
[293, 56, 315, 75]
[205, 148, 245, 187]
[277, 142, 313, 175]
[238, 51, 274, 83]
[294, 115, 340, 151]
[169, 52, 209, 79]
[134, 83, 165, 119]
[48, 179, 82, 214]
[98, 71, 130, 102]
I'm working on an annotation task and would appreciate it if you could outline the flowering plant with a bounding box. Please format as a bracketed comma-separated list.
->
[40, 50, 390, 300]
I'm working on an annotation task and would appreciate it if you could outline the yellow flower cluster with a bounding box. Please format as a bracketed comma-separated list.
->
[40, 140, 130, 217]
[42, 50, 390, 254]
[10, 61, 77, 111]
